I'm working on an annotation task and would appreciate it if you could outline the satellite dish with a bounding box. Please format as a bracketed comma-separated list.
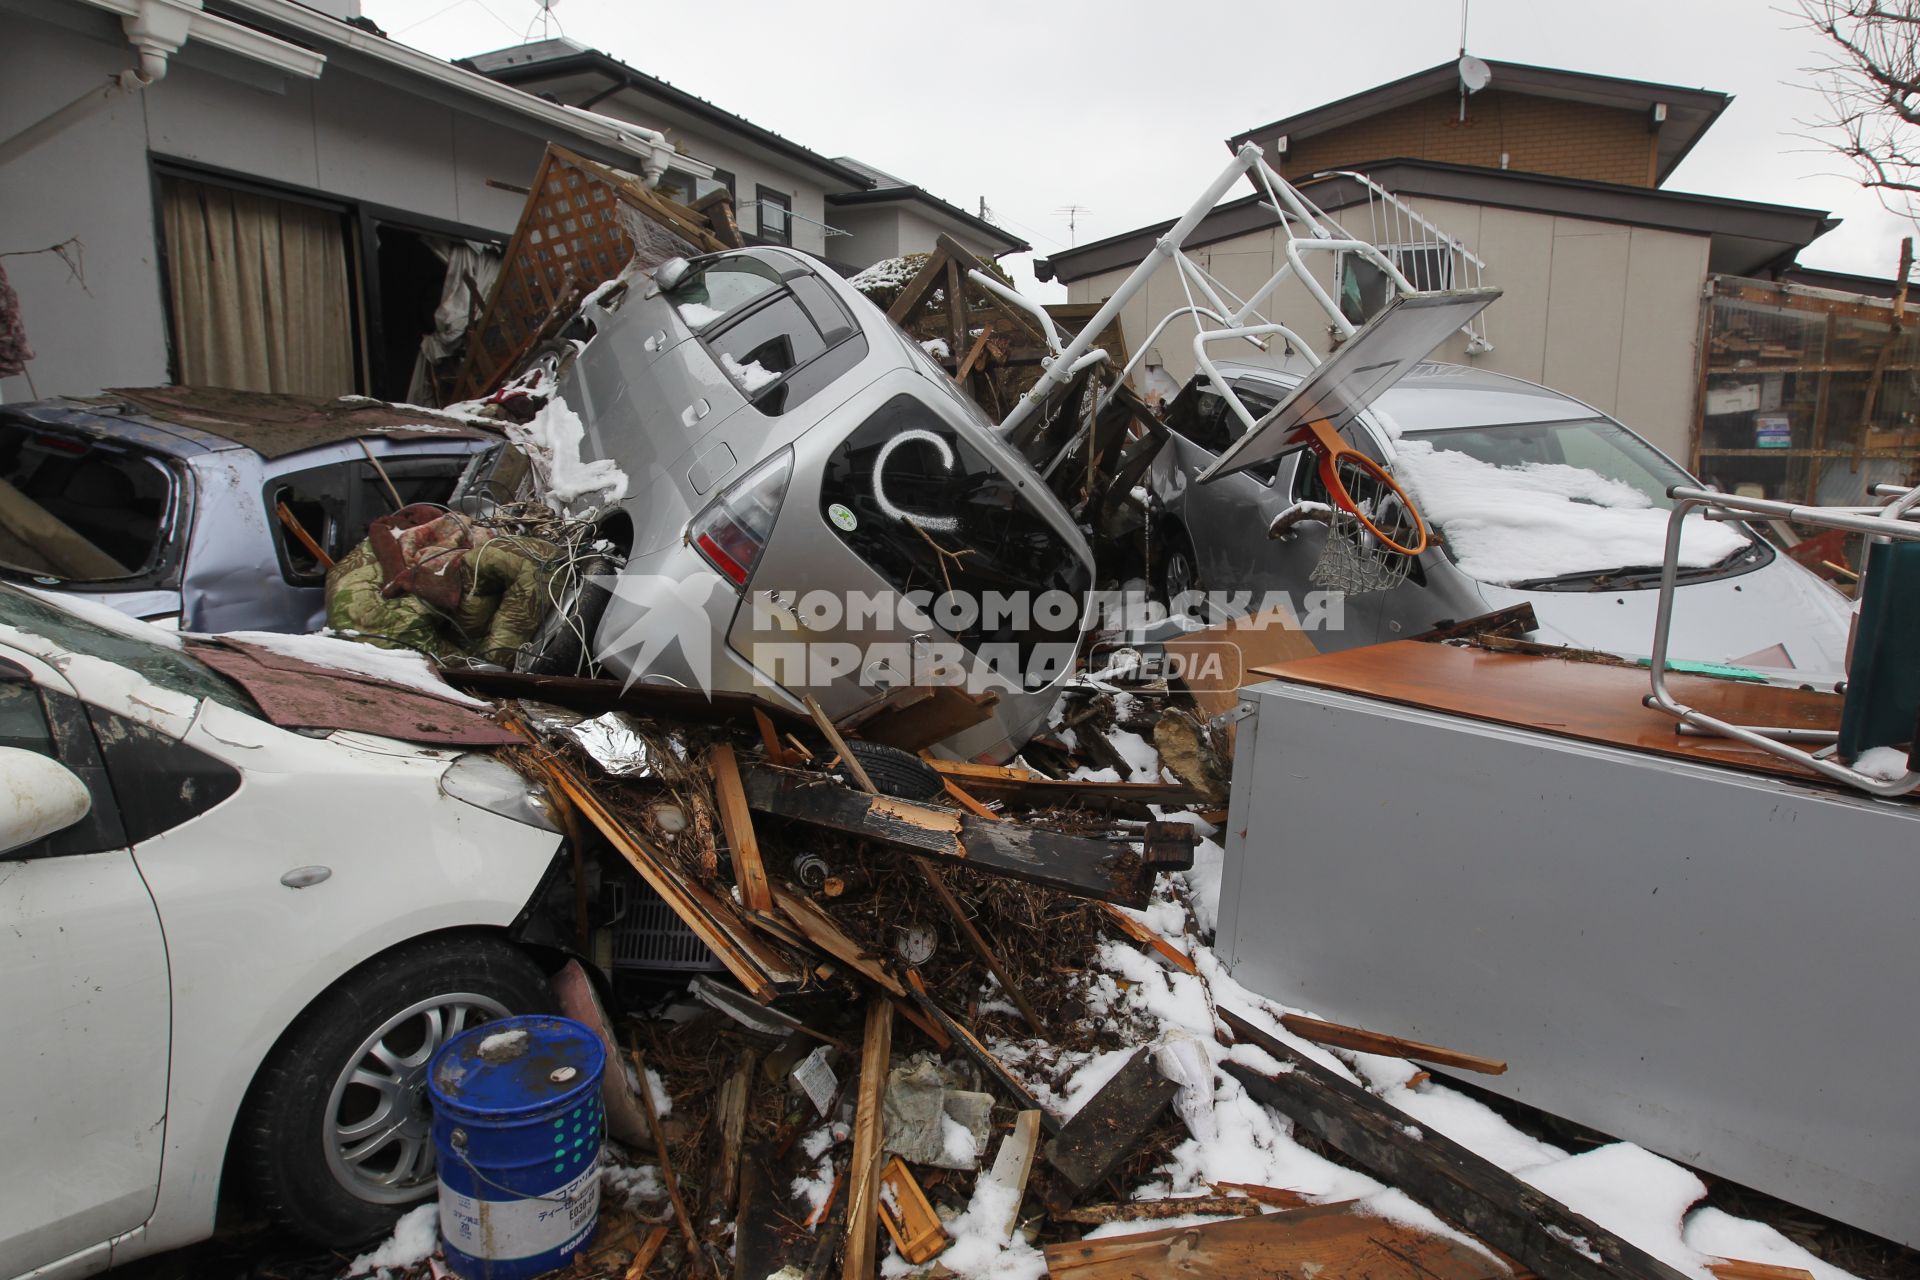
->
[538, 0, 559, 8]
[1458, 54, 1492, 94]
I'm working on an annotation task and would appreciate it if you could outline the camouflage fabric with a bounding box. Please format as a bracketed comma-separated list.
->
[326, 533, 557, 665]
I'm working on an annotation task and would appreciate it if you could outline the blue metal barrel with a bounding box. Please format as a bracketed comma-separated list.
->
[428, 1014, 606, 1280]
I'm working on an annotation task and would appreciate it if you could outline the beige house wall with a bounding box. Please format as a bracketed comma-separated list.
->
[1064, 197, 1709, 460]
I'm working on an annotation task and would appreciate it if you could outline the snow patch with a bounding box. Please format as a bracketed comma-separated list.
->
[720, 351, 781, 392]
[215, 630, 488, 708]
[1393, 440, 1747, 585]
[505, 393, 629, 509]
[350, 1202, 438, 1274]
[1853, 745, 1910, 781]
[20, 587, 184, 649]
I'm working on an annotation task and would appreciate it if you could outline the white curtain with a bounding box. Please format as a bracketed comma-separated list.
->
[161, 176, 355, 397]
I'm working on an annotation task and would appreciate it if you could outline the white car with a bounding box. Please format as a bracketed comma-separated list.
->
[0, 586, 568, 1279]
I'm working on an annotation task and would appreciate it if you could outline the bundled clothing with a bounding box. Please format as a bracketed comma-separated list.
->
[327, 505, 555, 666]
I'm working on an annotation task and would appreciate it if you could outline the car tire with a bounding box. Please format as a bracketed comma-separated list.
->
[524, 553, 617, 677]
[837, 741, 944, 800]
[1157, 524, 1204, 619]
[235, 933, 555, 1247]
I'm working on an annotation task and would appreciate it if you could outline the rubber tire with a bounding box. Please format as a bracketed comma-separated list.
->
[838, 741, 944, 800]
[1156, 524, 1205, 620]
[234, 933, 556, 1247]
[525, 553, 616, 677]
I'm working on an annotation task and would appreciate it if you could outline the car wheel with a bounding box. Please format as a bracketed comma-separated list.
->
[236, 934, 555, 1247]
[523, 552, 618, 677]
[836, 741, 944, 800]
[1157, 526, 1204, 618]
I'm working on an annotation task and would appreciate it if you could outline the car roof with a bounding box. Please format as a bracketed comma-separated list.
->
[0, 390, 502, 461]
[1212, 359, 1603, 433]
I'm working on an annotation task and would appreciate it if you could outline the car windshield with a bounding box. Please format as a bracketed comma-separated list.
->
[0, 429, 174, 582]
[0, 585, 258, 713]
[1395, 419, 1761, 588]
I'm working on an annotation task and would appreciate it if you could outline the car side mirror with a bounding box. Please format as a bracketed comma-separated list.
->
[0, 747, 92, 855]
[652, 256, 692, 295]
[1269, 500, 1334, 540]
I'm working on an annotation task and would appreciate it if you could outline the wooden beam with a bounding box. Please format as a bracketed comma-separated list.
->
[1708, 1263, 1817, 1280]
[979, 1110, 1042, 1238]
[842, 997, 893, 1280]
[877, 1157, 949, 1264]
[1276, 1013, 1507, 1076]
[1217, 1008, 1692, 1280]
[1043, 1202, 1506, 1279]
[631, 1048, 716, 1280]
[1051, 1195, 1266, 1224]
[1042, 1047, 1178, 1201]
[538, 753, 800, 999]
[1101, 903, 1198, 975]
[707, 1049, 757, 1223]
[708, 743, 773, 914]
[772, 885, 907, 997]
[625, 1225, 670, 1280]
[804, 693, 877, 793]
[742, 766, 1181, 906]
[908, 859, 1044, 1034]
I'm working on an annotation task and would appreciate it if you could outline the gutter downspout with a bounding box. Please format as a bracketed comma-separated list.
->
[0, 0, 189, 168]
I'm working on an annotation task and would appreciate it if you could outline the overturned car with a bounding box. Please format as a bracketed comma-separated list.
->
[464, 248, 1097, 761]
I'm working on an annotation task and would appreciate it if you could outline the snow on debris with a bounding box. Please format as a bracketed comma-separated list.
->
[477, 1027, 527, 1056]
[1392, 439, 1748, 585]
[216, 630, 489, 708]
[505, 393, 629, 509]
[920, 338, 951, 360]
[850, 255, 925, 294]
[349, 1202, 438, 1275]
[964, 842, 1870, 1280]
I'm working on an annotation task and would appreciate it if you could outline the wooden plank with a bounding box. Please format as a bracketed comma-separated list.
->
[708, 743, 773, 914]
[0, 475, 130, 578]
[625, 1224, 670, 1280]
[980, 1110, 1042, 1237]
[1208, 1181, 1313, 1209]
[538, 754, 800, 999]
[804, 693, 878, 793]
[842, 997, 893, 1280]
[753, 707, 789, 765]
[1248, 641, 1854, 788]
[1042, 1201, 1506, 1279]
[1276, 1013, 1507, 1076]
[876, 1157, 949, 1264]
[707, 1050, 757, 1223]
[1051, 1194, 1267, 1224]
[771, 885, 907, 997]
[1708, 1263, 1818, 1280]
[1101, 904, 1198, 975]
[922, 758, 1203, 809]
[956, 323, 995, 380]
[1042, 1046, 1178, 1201]
[741, 767, 1170, 906]
[631, 1048, 716, 1280]
[938, 776, 1001, 820]
[1217, 1007, 1693, 1280]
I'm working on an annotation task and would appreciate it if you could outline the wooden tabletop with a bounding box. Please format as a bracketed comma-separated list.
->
[1252, 640, 1853, 787]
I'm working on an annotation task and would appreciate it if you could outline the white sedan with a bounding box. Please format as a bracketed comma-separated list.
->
[0, 587, 568, 1279]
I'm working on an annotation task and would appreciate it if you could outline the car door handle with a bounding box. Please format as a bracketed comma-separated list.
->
[681, 399, 710, 428]
[644, 330, 668, 353]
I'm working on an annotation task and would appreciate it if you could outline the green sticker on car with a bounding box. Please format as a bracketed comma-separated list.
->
[828, 503, 858, 531]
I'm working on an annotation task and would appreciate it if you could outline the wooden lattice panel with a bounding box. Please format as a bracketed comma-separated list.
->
[454, 145, 733, 401]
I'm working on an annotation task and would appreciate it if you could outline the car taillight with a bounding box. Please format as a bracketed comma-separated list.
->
[689, 449, 793, 589]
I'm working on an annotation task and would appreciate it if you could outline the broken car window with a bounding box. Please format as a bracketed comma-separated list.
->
[0, 430, 173, 582]
[702, 275, 864, 417]
[819, 394, 1092, 687]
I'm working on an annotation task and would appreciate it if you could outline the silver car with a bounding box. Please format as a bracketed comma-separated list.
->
[1152, 361, 1852, 674]
[519, 247, 1097, 760]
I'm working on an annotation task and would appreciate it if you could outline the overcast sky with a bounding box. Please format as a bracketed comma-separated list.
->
[365, 0, 1917, 297]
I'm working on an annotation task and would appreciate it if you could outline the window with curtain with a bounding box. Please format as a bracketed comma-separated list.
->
[159, 175, 356, 397]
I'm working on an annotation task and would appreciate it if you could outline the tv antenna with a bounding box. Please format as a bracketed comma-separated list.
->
[1456, 0, 1490, 122]
[526, 0, 563, 40]
[1056, 205, 1092, 246]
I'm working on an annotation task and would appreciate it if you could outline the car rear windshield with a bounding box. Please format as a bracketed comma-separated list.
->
[0, 586, 258, 713]
[0, 429, 173, 582]
[671, 257, 867, 417]
[820, 395, 1090, 686]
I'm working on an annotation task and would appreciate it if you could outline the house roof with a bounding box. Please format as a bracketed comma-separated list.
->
[1227, 59, 1732, 186]
[1035, 158, 1837, 285]
[826, 157, 1028, 256]
[464, 40, 876, 189]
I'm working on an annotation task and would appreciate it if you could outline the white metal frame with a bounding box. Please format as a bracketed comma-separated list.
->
[1646, 483, 1920, 797]
[998, 142, 1426, 438]
[1320, 170, 1493, 355]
